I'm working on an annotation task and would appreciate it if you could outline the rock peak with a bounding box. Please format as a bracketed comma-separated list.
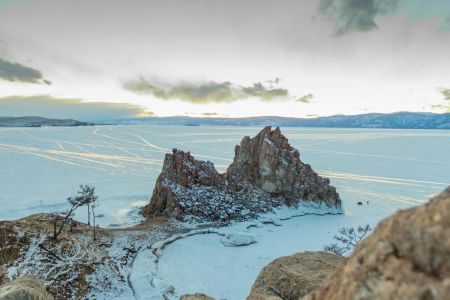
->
[144, 127, 341, 222]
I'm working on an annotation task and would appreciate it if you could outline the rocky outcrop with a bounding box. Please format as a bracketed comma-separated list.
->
[247, 252, 344, 300]
[144, 126, 341, 222]
[0, 275, 53, 300]
[180, 293, 215, 300]
[226, 126, 340, 207]
[143, 149, 224, 219]
[302, 186, 450, 300]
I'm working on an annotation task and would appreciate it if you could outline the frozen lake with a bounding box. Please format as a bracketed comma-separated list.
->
[0, 125, 449, 227]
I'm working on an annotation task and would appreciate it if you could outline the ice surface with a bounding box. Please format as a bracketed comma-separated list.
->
[1, 125, 448, 228]
[1, 125, 449, 299]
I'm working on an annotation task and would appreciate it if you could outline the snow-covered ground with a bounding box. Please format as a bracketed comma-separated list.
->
[1, 125, 449, 299]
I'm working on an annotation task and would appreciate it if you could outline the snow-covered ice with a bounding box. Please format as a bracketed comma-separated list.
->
[1, 125, 449, 299]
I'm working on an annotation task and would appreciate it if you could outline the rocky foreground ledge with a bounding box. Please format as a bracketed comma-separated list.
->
[143, 126, 341, 222]
[243, 186, 450, 300]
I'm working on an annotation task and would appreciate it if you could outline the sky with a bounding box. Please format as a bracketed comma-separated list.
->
[0, 0, 450, 121]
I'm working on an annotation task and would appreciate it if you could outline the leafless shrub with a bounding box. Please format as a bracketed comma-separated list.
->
[324, 224, 372, 256]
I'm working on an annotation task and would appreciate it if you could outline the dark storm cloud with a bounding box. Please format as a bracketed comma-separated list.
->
[0, 57, 44, 83]
[0, 95, 150, 121]
[296, 93, 314, 103]
[123, 79, 290, 103]
[319, 0, 401, 34]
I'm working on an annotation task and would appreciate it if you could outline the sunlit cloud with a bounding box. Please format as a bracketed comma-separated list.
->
[431, 88, 450, 113]
[441, 88, 450, 100]
[296, 93, 314, 103]
[123, 78, 290, 103]
[0, 95, 152, 121]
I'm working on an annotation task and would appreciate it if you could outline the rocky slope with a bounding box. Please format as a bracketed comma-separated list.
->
[247, 252, 344, 300]
[143, 126, 341, 222]
[0, 214, 172, 300]
[302, 186, 450, 300]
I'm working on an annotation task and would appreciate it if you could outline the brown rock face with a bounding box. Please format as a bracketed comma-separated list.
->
[226, 126, 340, 206]
[303, 186, 450, 300]
[247, 252, 344, 300]
[143, 149, 223, 218]
[0, 275, 53, 300]
[144, 126, 341, 222]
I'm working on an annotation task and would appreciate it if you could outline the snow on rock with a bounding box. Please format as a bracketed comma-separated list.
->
[143, 126, 342, 223]
[220, 232, 256, 247]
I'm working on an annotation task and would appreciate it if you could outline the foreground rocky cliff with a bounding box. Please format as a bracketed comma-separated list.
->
[143, 126, 341, 222]
[246, 186, 450, 300]
[248, 252, 344, 300]
[303, 186, 450, 300]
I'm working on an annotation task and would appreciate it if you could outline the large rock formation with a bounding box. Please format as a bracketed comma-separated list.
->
[247, 252, 344, 300]
[0, 275, 53, 300]
[226, 126, 339, 205]
[143, 126, 341, 222]
[302, 186, 450, 300]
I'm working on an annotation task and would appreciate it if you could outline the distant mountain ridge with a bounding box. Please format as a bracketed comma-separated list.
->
[108, 112, 450, 129]
[2, 112, 449, 129]
[0, 116, 92, 127]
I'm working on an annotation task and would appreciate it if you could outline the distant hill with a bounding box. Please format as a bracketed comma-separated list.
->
[108, 112, 450, 129]
[0, 116, 93, 127]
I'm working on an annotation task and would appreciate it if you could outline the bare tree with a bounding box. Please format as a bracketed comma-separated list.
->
[76, 185, 98, 226]
[91, 199, 99, 240]
[52, 185, 98, 241]
[324, 224, 372, 256]
[52, 196, 85, 241]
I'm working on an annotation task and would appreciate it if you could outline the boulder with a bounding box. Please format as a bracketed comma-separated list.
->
[180, 293, 215, 300]
[220, 232, 256, 247]
[247, 252, 344, 300]
[144, 126, 341, 222]
[0, 275, 53, 300]
[303, 186, 450, 300]
[0, 266, 6, 286]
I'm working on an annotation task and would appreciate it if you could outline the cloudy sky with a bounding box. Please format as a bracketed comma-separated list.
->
[0, 0, 450, 121]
